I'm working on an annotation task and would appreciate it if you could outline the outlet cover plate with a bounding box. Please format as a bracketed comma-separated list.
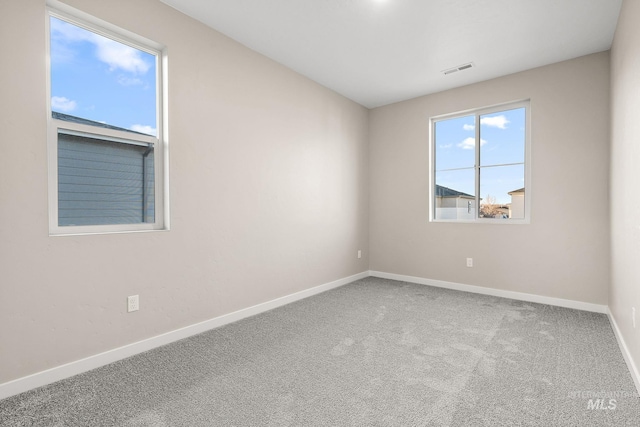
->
[128, 295, 139, 312]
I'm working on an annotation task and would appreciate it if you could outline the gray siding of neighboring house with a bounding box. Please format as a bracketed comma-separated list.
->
[58, 132, 154, 226]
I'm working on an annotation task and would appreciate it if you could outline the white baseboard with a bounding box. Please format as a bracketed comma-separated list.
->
[369, 270, 608, 313]
[0, 270, 626, 401]
[0, 271, 369, 401]
[607, 308, 640, 396]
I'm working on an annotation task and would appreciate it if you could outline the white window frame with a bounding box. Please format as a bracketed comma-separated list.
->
[429, 99, 531, 224]
[46, 1, 169, 236]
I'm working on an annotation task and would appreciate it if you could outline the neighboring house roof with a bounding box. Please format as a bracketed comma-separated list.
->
[52, 111, 147, 136]
[435, 185, 474, 198]
[508, 187, 525, 195]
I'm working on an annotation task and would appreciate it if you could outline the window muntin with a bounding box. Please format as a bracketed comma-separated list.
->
[431, 101, 529, 222]
[47, 4, 166, 235]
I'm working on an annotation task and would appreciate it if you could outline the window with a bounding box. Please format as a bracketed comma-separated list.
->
[47, 3, 167, 235]
[430, 101, 530, 222]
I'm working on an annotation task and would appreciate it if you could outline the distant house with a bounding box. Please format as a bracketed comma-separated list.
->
[508, 188, 525, 219]
[52, 111, 156, 226]
[436, 185, 522, 220]
[434, 185, 475, 220]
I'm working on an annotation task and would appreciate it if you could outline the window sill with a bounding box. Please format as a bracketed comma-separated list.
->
[430, 219, 530, 225]
[49, 228, 170, 237]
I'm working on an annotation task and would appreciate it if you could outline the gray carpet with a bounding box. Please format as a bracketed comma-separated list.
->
[1, 277, 639, 426]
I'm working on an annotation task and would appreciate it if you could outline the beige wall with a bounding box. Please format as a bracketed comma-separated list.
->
[369, 52, 611, 304]
[0, 0, 369, 384]
[610, 0, 640, 379]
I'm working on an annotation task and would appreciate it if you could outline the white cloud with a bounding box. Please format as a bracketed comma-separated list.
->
[50, 19, 93, 64]
[117, 75, 144, 86]
[480, 115, 509, 129]
[463, 124, 475, 131]
[50, 17, 151, 75]
[94, 38, 150, 75]
[51, 96, 77, 112]
[131, 124, 157, 136]
[439, 143, 453, 149]
[457, 137, 487, 150]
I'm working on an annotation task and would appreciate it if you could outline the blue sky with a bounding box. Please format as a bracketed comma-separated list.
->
[50, 16, 157, 136]
[435, 107, 525, 204]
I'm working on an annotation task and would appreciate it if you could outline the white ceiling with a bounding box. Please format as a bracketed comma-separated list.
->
[159, 0, 622, 108]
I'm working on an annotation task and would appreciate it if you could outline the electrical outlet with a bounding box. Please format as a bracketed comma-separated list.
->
[633, 307, 636, 329]
[128, 295, 139, 313]
[358, 250, 362, 259]
[466, 258, 473, 268]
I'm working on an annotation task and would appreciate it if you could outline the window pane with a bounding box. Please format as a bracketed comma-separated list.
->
[435, 115, 475, 171]
[50, 16, 157, 136]
[479, 164, 525, 219]
[434, 169, 476, 220]
[58, 133, 155, 226]
[479, 107, 525, 167]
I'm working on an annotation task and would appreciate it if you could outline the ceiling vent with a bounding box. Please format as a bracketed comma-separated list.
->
[442, 62, 474, 75]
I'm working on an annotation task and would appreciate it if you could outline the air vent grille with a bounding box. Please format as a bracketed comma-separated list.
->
[442, 62, 474, 75]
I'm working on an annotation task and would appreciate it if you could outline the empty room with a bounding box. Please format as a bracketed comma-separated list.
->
[1, 0, 640, 425]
